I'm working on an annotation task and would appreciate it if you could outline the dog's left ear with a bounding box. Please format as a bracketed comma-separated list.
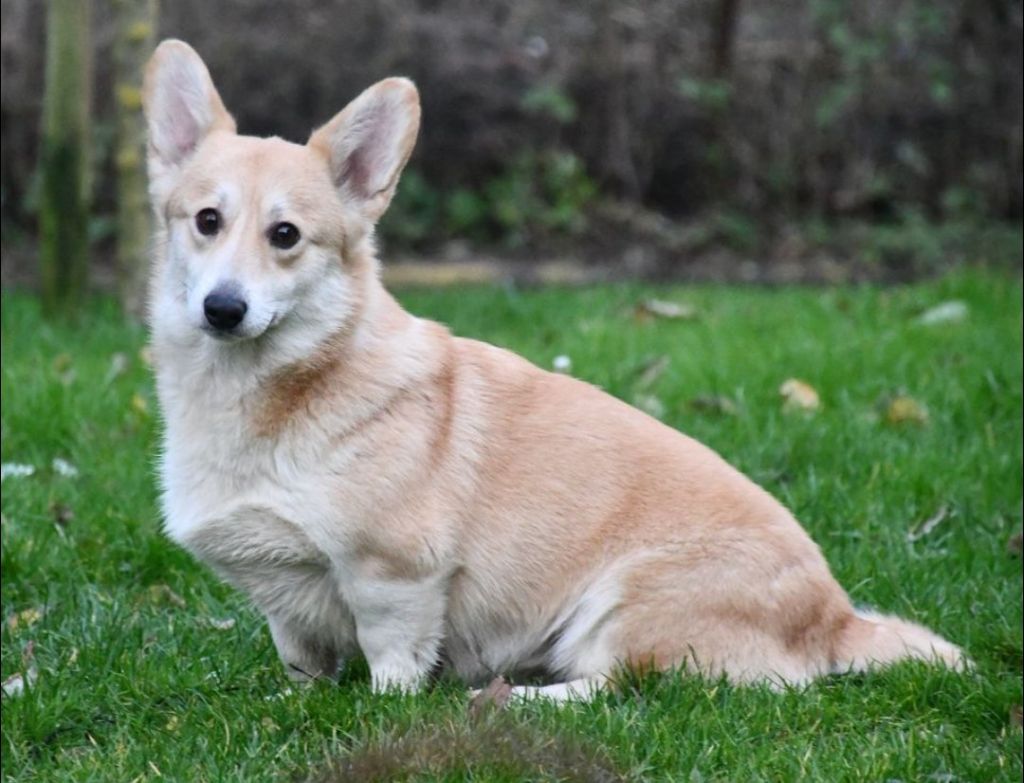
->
[308, 78, 421, 222]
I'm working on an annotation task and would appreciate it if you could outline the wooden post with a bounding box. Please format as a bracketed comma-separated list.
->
[711, 0, 740, 79]
[113, 0, 158, 319]
[39, 0, 93, 315]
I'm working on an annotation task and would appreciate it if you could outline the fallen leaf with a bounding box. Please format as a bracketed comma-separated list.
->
[145, 584, 186, 608]
[552, 355, 572, 374]
[52, 458, 79, 478]
[634, 356, 670, 389]
[52, 353, 76, 386]
[2, 642, 38, 699]
[1, 463, 35, 481]
[688, 395, 739, 417]
[634, 299, 697, 322]
[49, 502, 74, 527]
[1008, 531, 1023, 557]
[469, 676, 513, 719]
[917, 300, 968, 326]
[779, 379, 820, 412]
[1, 670, 35, 699]
[131, 393, 149, 416]
[105, 352, 129, 383]
[907, 505, 950, 543]
[633, 394, 666, 419]
[205, 617, 236, 631]
[885, 395, 929, 426]
[1011, 704, 1023, 729]
[6, 608, 43, 632]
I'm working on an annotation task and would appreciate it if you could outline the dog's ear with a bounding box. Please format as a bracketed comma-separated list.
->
[143, 40, 235, 182]
[308, 78, 420, 222]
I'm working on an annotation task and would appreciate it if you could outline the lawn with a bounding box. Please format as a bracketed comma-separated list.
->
[1, 269, 1022, 782]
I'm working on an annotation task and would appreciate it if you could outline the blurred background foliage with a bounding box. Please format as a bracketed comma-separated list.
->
[1, 0, 1021, 290]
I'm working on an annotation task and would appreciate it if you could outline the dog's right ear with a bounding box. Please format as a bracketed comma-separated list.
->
[143, 40, 235, 185]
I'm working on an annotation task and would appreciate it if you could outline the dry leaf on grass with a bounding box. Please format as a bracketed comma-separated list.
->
[468, 676, 513, 719]
[49, 502, 74, 527]
[688, 395, 739, 417]
[633, 394, 666, 419]
[144, 584, 186, 608]
[6, 608, 43, 632]
[634, 299, 697, 322]
[105, 352, 129, 383]
[1, 670, 36, 699]
[1011, 704, 1023, 729]
[917, 300, 968, 326]
[52, 353, 76, 385]
[907, 506, 950, 543]
[131, 393, 149, 416]
[779, 379, 820, 412]
[634, 356, 670, 389]
[2, 642, 38, 699]
[1007, 531, 1023, 557]
[884, 395, 929, 426]
[204, 617, 236, 631]
[52, 458, 79, 478]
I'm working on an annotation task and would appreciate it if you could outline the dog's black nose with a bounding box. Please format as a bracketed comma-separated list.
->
[203, 292, 248, 331]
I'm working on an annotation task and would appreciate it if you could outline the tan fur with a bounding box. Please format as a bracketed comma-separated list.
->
[144, 40, 965, 696]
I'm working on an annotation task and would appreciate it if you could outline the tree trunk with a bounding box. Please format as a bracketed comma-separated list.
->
[113, 0, 158, 319]
[39, 0, 92, 316]
[710, 0, 740, 79]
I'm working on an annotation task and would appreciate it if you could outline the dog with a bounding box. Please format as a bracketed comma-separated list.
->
[143, 39, 964, 700]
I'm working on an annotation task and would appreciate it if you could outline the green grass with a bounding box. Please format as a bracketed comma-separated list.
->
[2, 270, 1021, 782]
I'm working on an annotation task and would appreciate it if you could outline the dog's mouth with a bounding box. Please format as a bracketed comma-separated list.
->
[200, 311, 280, 342]
[201, 325, 245, 341]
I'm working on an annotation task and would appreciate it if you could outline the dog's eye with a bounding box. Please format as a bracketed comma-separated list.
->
[195, 208, 221, 236]
[269, 222, 301, 250]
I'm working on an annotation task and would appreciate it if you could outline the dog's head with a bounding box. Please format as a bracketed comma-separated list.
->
[143, 40, 419, 347]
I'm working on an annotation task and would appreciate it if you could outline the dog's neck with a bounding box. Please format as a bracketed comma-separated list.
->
[152, 258, 441, 439]
[252, 278, 435, 437]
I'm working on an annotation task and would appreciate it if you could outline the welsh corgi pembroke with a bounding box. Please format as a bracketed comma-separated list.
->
[143, 39, 964, 700]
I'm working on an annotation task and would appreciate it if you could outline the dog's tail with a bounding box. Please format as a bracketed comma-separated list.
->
[831, 609, 967, 674]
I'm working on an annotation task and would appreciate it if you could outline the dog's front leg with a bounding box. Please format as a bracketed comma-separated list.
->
[347, 573, 447, 693]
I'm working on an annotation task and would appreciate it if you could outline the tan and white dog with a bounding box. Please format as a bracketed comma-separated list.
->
[143, 40, 964, 700]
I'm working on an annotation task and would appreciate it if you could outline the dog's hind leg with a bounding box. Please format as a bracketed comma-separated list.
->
[268, 615, 341, 682]
[506, 676, 607, 702]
